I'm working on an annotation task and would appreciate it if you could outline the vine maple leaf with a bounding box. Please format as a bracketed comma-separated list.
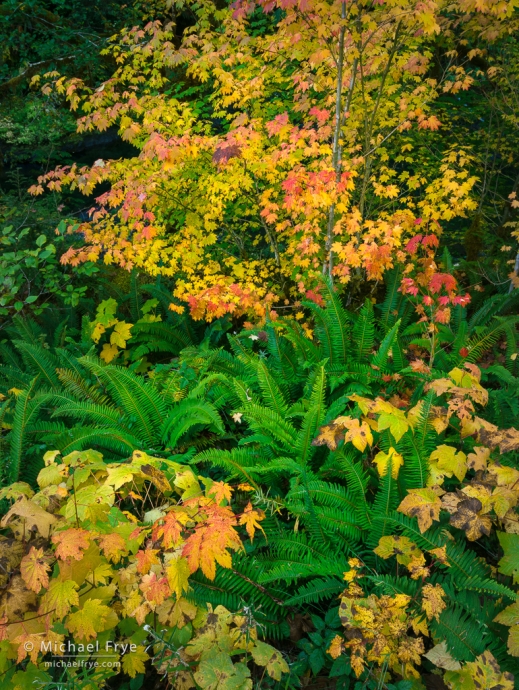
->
[335, 417, 373, 452]
[238, 502, 265, 543]
[165, 557, 190, 598]
[421, 583, 446, 621]
[449, 496, 492, 541]
[0, 497, 57, 538]
[397, 488, 442, 533]
[444, 651, 514, 690]
[374, 402, 409, 442]
[66, 598, 112, 641]
[182, 505, 242, 580]
[312, 422, 342, 450]
[135, 548, 160, 574]
[97, 532, 128, 563]
[251, 640, 289, 681]
[122, 645, 149, 678]
[467, 446, 490, 472]
[41, 579, 79, 618]
[152, 510, 186, 549]
[207, 481, 233, 505]
[140, 572, 170, 606]
[428, 445, 467, 485]
[20, 547, 50, 593]
[52, 528, 91, 561]
[373, 448, 404, 479]
[110, 320, 133, 348]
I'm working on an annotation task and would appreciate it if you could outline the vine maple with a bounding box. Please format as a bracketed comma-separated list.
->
[28, 0, 518, 321]
[0, 448, 278, 689]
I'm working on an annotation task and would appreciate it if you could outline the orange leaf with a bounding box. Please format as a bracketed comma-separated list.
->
[135, 548, 160, 574]
[97, 533, 128, 564]
[152, 511, 185, 549]
[207, 481, 233, 505]
[182, 505, 242, 580]
[52, 528, 91, 562]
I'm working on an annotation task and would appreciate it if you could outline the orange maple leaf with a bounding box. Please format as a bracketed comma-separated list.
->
[52, 528, 91, 561]
[207, 480, 234, 505]
[135, 548, 160, 574]
[182, 505, 242, 580]
[140, 572, 170, 606]
[152, 510, 185, 549]
[97, 533, 128, 563]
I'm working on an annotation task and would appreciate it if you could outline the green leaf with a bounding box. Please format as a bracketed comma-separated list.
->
[251, 640, 289, 680]
[497, 532, 519, 584]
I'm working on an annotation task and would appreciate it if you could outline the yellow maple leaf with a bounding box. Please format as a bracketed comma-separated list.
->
[421, 583, 446, 621]
[372, 448, 404, 479]
[397, 488, 442, 533]
[122, 645, 149, 678]
[66, 598, 112, 641]
[100, 342, 119, 363]
[238, 502, 266, 542]
[20, 547, 51, 593]
[467, 446, 490, 472]
[343, 418, 373, 452]
[41, 579, 79, 618]
[165, 556, 191, 598]
[428, 445, 467, 486]
[110, 321, 133, 348]
[207, 480, 233, 505]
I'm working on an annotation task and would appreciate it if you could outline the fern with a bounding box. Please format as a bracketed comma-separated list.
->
[352, 299, 375, 361]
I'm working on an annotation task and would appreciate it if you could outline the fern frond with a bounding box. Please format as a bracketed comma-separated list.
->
[352, 299, 375, 361]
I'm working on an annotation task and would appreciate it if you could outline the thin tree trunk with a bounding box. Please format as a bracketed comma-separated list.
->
[323, 1, 347, 278]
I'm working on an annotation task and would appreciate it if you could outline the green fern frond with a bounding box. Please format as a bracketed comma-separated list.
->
[80, 357, 166, 444]
[352, 299, 375, 361]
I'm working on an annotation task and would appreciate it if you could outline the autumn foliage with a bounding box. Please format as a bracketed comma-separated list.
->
[29, 0, 519, 321]
[2, 0, 519, 688]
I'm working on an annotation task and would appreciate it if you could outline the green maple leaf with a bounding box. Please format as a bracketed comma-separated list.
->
[194, 649, 251, 690]
[251, 640, 289, 681]
[11, 663, 51, 690]
[497, 532, 519, 584]
[377, 410, 409, 442]
[41, 579, 79, 618]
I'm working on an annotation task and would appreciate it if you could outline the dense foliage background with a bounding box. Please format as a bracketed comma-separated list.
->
[1, 1, 519, 689]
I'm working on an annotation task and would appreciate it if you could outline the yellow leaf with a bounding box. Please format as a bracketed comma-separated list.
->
[238, 502, 265, 542]
[41, 579, 79, 618]
[100, 343, 119, 363]
[397, 488, 442, 533]
[372, 447, 404, 479]
[66, 598, 113, 641]
[122, 645, 149, 678]
[421, 583, 446, 621]
[1, 497, 57, 538]
[423, 641, 461, 670]
[165, 556, 191, 598]
[428, 445, 467, 485]
[20, 547, 50, 593]
[110, 321, 133, 348]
